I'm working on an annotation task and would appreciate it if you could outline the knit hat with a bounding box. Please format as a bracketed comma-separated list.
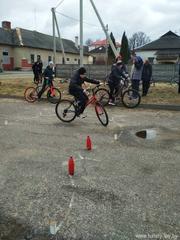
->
[79, 67, 86, 75]
[49, 61, 54, 65]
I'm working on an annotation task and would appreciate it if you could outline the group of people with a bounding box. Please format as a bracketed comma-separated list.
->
[108, 55, 152, 105]
[32, 54, 152, 116]
[131, 55, 152, 97]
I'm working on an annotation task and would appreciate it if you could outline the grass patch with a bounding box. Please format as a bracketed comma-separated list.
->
[0, 78, 180, 105]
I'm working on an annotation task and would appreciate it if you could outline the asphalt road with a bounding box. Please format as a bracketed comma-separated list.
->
[0, 98, 180, 240]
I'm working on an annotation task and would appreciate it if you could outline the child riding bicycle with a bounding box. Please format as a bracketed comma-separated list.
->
[69, 67, 100, 116]
[108, 59, 128, 105]
[38, 61, 54, 99]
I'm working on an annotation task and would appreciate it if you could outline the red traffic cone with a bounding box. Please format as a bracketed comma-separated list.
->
[68, 156, 75, 176]
[86, 136, 92, 150]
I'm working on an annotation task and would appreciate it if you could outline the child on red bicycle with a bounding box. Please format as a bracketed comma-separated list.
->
[38, 61, 54, 99]
[69, 67, 100, 116]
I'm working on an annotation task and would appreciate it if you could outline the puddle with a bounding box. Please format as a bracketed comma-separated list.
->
[136, 129, 157, 139]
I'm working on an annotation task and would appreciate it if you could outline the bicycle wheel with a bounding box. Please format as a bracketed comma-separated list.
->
[47, 87, 61, 104]
[55, 99, 76, 122]
[122, 89, 141, 108]
[24, 87, 37, 102]
[95, 103, 109, 126]
[94, 88, 110, 106]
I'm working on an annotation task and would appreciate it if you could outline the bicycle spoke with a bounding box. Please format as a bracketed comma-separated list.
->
[55, 100, 76, 122]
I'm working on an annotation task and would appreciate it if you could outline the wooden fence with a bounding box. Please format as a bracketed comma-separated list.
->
[55, 64, 180, 83]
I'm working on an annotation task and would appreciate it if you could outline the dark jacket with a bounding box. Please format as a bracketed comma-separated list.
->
[108, 65, 127, 85]
[43, 66, 54, 81]
[142, 63, 152, 81]
[69, 71, 99, 89]
[32, 61, 43, 74]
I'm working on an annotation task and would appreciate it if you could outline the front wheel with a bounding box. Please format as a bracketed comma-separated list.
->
[94, 88, 110, 106]
[24, 87, 37, 102]
[122, 89, 141, 108]
[55, 99, 76, 122]
[47, 87, 61, 104]
[95, 103, 109, 126]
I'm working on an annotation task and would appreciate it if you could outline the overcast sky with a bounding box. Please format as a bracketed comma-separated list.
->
[1, 0, 180, 44]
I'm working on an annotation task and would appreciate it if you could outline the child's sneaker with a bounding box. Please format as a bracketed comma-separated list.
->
[108, 100, 116, 106]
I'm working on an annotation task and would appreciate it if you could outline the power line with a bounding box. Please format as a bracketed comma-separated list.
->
[55, 0, 65, 9]
[55, 10, 100, 28]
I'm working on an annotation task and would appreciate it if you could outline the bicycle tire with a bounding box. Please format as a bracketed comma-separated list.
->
[47, 87, 61, 104]
[24, 87, 37, 103]
[122, 89, 141, 108]
[55, 99, 76, 122]
[94, 88, 110, 106]
[95, 103, 109, 126]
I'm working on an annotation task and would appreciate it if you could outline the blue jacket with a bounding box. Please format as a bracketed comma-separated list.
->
[43, 66, 54, 81]
[131, 57, 143, 80]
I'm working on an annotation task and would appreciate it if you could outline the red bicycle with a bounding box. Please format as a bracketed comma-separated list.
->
[24, 81, 61, 104]
[55, 86, 109, 126]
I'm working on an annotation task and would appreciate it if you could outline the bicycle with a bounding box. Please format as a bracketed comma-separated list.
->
[95, 77, 141, 108]
[24, 80, 61, 104]
[55, 85, 109, 126]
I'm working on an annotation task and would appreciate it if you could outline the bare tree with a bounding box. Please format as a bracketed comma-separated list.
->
[85, 38, 93, 46]
[129, 32, 151, 50]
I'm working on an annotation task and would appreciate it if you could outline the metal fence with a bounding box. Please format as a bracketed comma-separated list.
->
[55, 63, 180, 83]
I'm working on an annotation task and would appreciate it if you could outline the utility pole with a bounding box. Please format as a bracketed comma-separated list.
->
[80, 0, 83, 66]
[178, 56, 180, 93]
[52, 8, 56, 64]
[89, 0, 119, 58]
[105, 24, 108, 76]
[52, 7, 66, 64]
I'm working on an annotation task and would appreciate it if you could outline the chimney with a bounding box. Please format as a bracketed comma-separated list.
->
[75, 36, 79, 49]
[2, 21, 11, 30]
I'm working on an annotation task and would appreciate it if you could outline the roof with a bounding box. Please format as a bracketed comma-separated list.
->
[136, 31, 180, 51]
[0, 27, 80, 54]
[90, 39, 121, 47]
[89, 46, 106, 54]
[155, 49, 180, 55]
[91, 39, 107, 46]
[0, 28, 14, 45]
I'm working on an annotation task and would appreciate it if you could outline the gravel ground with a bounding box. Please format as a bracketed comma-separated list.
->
[0, 98, 180, 240]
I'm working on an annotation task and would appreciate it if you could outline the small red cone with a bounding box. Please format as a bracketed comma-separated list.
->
[86, 136, 92, 150]
[68, 156, 75, 176]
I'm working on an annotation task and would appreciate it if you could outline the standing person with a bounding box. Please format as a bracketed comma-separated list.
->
[38, 61, 54, 99]
[130, 56, 143, 97]
[32, 57, 43, 84]
[108, 59, 128, 105]
[69, 67, 100, 116]
[0, 59, 3, 72]
[142, 59, 152, 96]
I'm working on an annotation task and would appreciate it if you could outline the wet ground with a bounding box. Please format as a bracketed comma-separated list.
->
[0, 98, 180, 240]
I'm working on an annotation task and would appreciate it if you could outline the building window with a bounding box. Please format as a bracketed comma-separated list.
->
[74, 58, 77, 61]
[37, 55, 41, 61]
[48, 56, 52, 62]
[2, 50, 9, 64]
[66, 58, 70, 62]
[148, 57, 154, 64]
[3, 51, 8, 56]
[30, 54, 35, 64]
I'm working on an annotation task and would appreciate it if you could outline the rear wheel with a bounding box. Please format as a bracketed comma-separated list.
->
[47, 87, 61, 104]
[122, 89, 141, 108]
[24, 87, 37, 102]
[94, 88, 110, 106]
[95, 103, 109, 126]
[55, 99, 76, 122]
